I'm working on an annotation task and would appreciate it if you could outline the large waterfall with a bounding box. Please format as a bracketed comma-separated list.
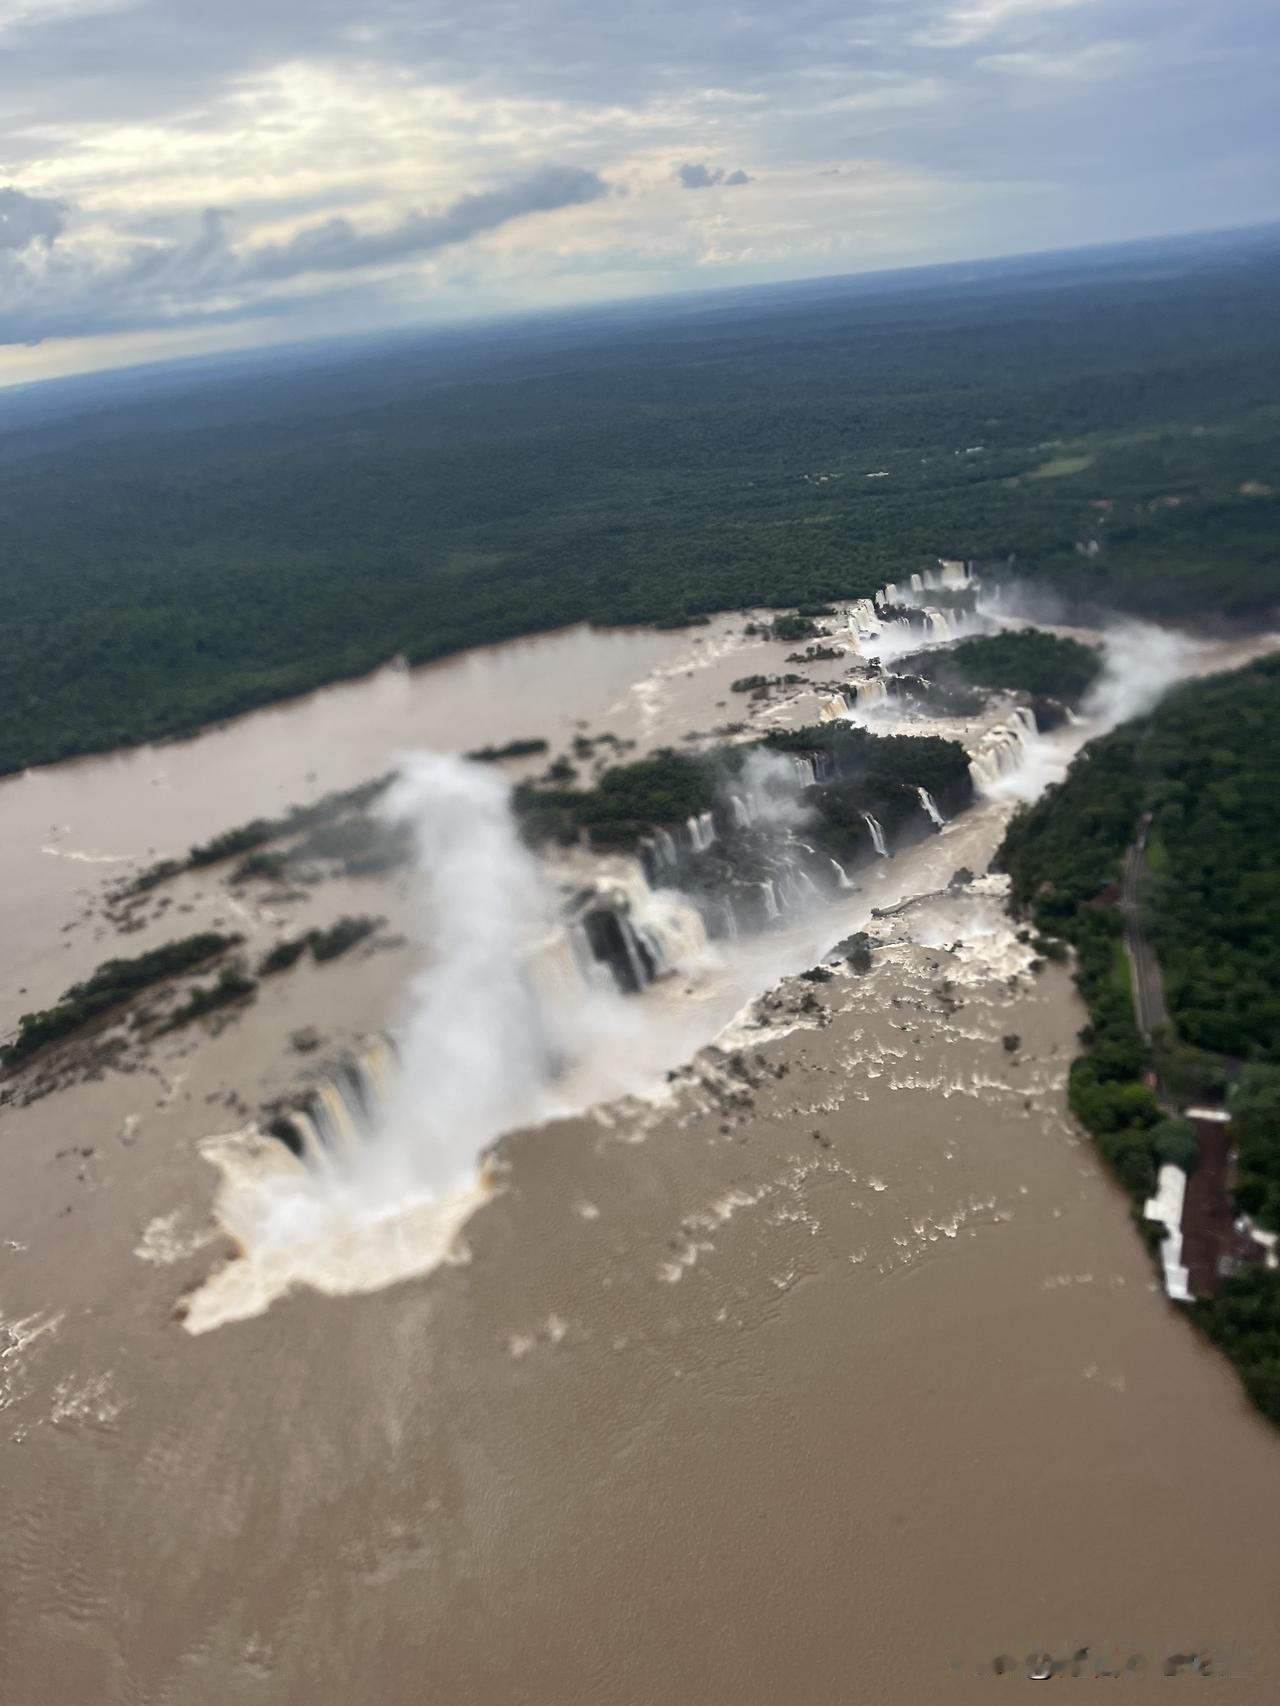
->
[274, 1036, 399, 1172]
[967, 705, 1039, 792]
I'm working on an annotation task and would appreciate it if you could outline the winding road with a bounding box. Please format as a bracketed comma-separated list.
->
[1119, 815, 1169, 1041]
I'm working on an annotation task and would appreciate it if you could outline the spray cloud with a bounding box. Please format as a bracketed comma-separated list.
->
[365, 752, 561, 1202]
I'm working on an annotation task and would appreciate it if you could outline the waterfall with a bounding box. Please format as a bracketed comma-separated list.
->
[829, 856, 853, 890]
[848, 598, 879, 634]
[820, 692, 850, 722]
[654, 827, 679, 870]
[616, 915, 656, 994]
[281, 1107, 334, 1172]
[923, 608, 952, 641]
[758, 880, 780, 922]
[967, 706, 1038, 792]
[909, 572, 924, 595]
[274, 1036, 402, 1173]
[686, 811, 716, 854]
[854, 675, 888, 710]
[729, 793, 753, 830]
[571, 856, 709, 994]
[939, 558, 969, 587]
[313, 1082, 362, 1162]
[789, 754, 817, 787]
[915, 787, 945, 828]
[1010, 704, 1038, 743]
[880, 582, 899, 606]
[861, 813, 889, 858]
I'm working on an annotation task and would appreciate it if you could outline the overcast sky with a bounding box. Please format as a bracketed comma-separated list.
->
[1, 0, 1275, 384]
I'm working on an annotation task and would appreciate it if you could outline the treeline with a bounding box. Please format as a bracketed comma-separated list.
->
[764, 720, 973, 808]
[3, 238, 1280, 773]
[258, 915, 382, 974]
[3, 932, 242, 1066]
[466, 738, 549, 763]
[901, 628, 1102, 701]
[999, 659, 1280, 1188]
[996, 656, 1280, 1422]
[516, 751, 719, 850]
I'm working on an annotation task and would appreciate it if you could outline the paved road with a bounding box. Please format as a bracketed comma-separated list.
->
[1119, 820, 1169, 1040]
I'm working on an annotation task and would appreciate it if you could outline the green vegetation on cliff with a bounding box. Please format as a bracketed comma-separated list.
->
[997, 654, 1280, 1422]
[902, 628, 1102, 701]
[517, 751, 719, 849]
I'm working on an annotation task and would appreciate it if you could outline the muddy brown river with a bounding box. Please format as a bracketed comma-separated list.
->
[2, 615, 1279, 1704]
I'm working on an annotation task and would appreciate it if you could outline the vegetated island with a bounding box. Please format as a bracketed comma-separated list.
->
[899, 628, 1103, 703]
[997, 653, 1280, 1423]
[2, 915, 387, 1073]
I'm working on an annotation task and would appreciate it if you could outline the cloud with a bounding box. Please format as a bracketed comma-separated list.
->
[911, 0, 1097, 50]
[0, 165, 610, 345]
[240, 165, 609, 283]
[677, 162, 752, 189]
[0, 186, 67, 250]
[0, 0, 1277, 378]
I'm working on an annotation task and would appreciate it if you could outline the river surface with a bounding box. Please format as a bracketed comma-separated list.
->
[2, 614, 1279, 1704]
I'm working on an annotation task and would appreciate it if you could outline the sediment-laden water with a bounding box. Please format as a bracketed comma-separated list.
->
[3, 603, 1279, 1704]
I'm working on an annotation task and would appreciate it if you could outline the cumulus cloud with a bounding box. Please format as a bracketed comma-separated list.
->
[677, 162, 752, 189]
[0, 186, 66, 250]
[0, 165, 609, 345]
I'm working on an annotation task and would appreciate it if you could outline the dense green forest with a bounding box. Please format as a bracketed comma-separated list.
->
[901, 629, 1102, 701]
[997, 656, 1280, 1420]
[1, 232, 1278, 773]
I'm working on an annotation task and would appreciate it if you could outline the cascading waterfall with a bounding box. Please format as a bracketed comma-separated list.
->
[909, 572, 925, 595]
[855, 675, 888, 710]
[861, 813, 889, 858]
[686, 810, 716, 854]
[282, 1107, 333, 1172]
[571, 855, 711, 994]
[967, 704, 1040, 792]
[275, 1035, 401, 1172]
[820, 691, 851, 722]
[923, 608, 952, 641]
[653, 827, 679, 869]
[915, 787, 945, 828]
